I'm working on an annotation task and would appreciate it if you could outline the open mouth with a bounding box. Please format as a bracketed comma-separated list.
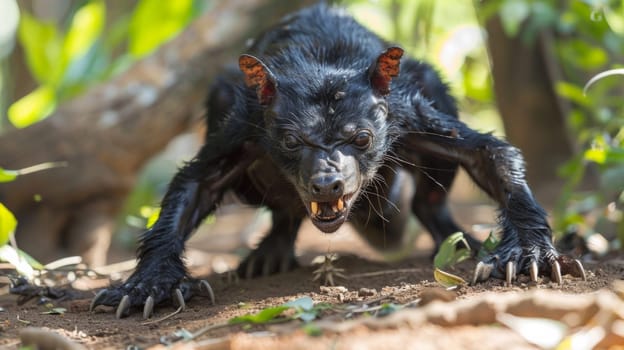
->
[308, 193, 355, 233]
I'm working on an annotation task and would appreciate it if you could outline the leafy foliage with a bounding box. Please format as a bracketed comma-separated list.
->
[549, 1, 624, 247]
[433, 232, 471, 270]
[0, 202, 17, 246]
[0, 167, 18, 183]
[4, 0, 201, 129]
[342, 0, 502, 132]
[229, 296, 322, 325]
[344, 0, 624, 250]
[432, 232, 472, 287]
[433, 267, 467, 288]
[0, 165, 61, 278]
[128, 0, 196, 57]
[229, 305, 290, 324]
[474, 0, 624, 249]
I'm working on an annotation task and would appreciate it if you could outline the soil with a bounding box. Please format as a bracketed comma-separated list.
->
[1, 204, 623, 350]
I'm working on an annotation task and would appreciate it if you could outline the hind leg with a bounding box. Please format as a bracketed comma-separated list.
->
[409, 156, 480, 252]
[237, 210, 301, 278]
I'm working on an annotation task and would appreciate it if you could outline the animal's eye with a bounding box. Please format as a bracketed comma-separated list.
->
[283, 133, 300, 150]
[352, 131, 372, 149]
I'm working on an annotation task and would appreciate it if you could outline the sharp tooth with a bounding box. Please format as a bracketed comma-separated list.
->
[311, 201, 319, 215]
[337, 198, 344, 211]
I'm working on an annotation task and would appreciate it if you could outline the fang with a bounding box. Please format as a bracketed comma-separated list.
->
[311, 201, 319, 215]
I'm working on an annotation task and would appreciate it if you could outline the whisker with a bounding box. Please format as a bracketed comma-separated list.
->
[402, 130, 464, 140]
[418, 168, 448, 193]
[361, 190, 390, 223]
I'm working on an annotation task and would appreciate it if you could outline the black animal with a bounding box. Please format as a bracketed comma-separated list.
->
[91, 4, 585, 318]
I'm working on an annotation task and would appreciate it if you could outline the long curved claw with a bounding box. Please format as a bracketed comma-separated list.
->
[143, 296, 155, 319]
[505, 261, 516, 286]
[116, 295, 131, 319]
[556, 256, 586, 281]
[173, 288, 186, 311]
[529, 260, 539, 282]
[475, 232, 587, 285]
[90, 290, 107, 312]
[551, 260, 562, 285]
[472, 261, 493, 285]
[198, 280, 215, 305]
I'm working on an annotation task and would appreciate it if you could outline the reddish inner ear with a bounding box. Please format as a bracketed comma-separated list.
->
[239, 54, 277, 105]
[370, 47, 404, 96]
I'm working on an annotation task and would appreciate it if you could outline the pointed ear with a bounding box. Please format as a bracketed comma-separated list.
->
[239, 54, 277, 105]
[369, 47, 404, 96]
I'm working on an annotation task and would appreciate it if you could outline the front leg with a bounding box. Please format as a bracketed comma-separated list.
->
[91, 141, 255, 318]
[396, 97, 585, 284]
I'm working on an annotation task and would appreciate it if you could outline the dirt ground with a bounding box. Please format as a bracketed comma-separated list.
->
[1, 203, 623, 349]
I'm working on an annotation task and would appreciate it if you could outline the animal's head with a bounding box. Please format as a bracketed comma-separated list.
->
[239, 47, 403, 233]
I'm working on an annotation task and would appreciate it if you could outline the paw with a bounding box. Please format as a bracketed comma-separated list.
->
[237, 248, 298, 279]
[90, 270, 214, 319]
[472, 238, 586, 285]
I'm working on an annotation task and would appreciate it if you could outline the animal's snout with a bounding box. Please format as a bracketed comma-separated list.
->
[310, 173, 345, 200]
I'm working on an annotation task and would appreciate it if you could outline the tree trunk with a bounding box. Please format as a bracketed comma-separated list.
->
[483, 16, 576, 206]
[0, 0, 313, 266]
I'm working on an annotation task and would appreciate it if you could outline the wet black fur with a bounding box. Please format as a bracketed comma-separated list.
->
[96, 4, 565, 315]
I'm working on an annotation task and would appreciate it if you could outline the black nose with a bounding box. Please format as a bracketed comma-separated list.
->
[310, 174, 344, 199]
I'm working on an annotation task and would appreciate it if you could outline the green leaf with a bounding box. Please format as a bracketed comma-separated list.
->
[433, 232, 470, 269]
[229, 297, 317, 325]
[0, 245, 35, 279]
[605, 149, 624, 164]
[434, 268, 466, 288]
[229, 305, 290, 325]
[18, 11, 63, 85]
[18, 248, 44, 270]
[0, 168, 18, 183]
[584, 148, 606, 164]
[41, 307, 66, 315]
[478, 231, 501, 259]
[604, 5, 624, 35]
[284, 296, 314, 311]
[144, 207, 161, 229]
[285, 297, 318, 322]
[557, 40, 608, 70]
[555, 81, 590, 107]
[0, 203, 17, 246]
[63, 1, 106, 62]
[128, 0, 194, 57]
[8, 85, 57, 128]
